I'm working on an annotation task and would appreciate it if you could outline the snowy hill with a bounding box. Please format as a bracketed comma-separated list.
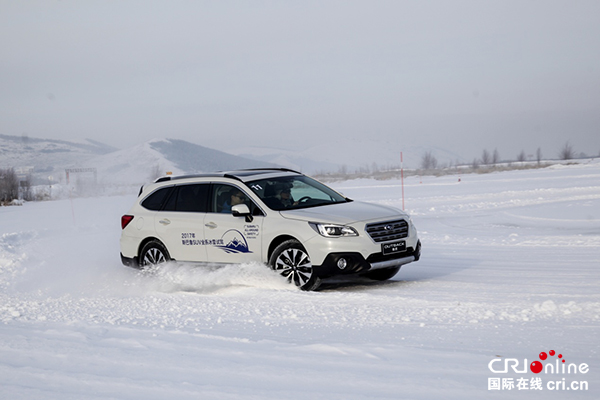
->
[80, 139, 280, 187]
[81, 140, 182, 186]
[81, 139, 277, 185]
[2, 134, 465, 189]
[148, 139, 279, 173]
[1, 136, 280, 189]
[0, 134, 116, 179]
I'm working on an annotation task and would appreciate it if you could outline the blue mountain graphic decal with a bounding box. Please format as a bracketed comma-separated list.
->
[216, 229, 252, 254]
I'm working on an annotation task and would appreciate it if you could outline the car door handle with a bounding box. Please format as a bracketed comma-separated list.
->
[159, 219, 171, 225]
[205, 222, 217, 229]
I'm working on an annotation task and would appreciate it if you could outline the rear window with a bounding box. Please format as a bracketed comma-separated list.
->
[163, 184, 209, 212]
[141, 186, 174, 211]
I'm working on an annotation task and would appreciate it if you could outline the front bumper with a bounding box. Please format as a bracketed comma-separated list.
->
[313, 240, 421, 278]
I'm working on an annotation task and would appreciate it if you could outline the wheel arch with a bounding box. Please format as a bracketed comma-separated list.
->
[267, 234, 302, 262]
[138, 236, 168, 258]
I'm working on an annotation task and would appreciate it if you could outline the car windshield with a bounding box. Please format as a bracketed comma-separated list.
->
[245, 175, 350, 211]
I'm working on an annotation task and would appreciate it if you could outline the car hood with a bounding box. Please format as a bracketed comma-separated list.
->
[279, 201, 407, 225]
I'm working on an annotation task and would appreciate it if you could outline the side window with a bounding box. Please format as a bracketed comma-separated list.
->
[141, 186, 174, 211]
[210, 184, 262, 215]
[163, 184, 209, 212]
[162, 187, 178, 211]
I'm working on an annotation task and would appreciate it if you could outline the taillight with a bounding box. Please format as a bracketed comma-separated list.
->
[121, 215, 134, 229]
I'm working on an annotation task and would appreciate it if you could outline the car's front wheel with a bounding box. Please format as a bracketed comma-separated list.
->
[139, 240, 171, 268]
[269, 239, 321, 291]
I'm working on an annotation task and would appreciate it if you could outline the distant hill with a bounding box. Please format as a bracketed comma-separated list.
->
[84, 139, 280, 186]
[148, 139, 279, 174]
[0, 134, 117, 155]
[0, 134, 116, 170]
[0, 134, 117, 183]
[2, 133, 468, 191]
[0, 135, 281, 188]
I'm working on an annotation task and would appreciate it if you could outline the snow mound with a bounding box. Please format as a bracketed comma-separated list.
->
[133, 262, 295, 294]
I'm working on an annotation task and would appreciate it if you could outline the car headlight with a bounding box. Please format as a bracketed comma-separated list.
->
[405, 215, 416, 232]
[309, 222, 358, 237]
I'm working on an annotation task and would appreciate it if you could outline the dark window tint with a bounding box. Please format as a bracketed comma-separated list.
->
[175, 184, 209, 212]
[141, 186, 174, 211]
[162, 187, 178, 211]
[162, 184, 209, 212]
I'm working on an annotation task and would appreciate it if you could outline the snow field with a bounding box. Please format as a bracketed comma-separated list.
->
[1, 161, 599, 399]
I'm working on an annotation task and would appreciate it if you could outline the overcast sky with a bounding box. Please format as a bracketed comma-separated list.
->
[2, 0, 599, 161]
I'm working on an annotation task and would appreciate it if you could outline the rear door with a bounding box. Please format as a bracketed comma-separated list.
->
[154, 183, 209, 262]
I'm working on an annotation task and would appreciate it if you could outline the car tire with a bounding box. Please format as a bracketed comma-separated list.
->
[139, 240, 171, 268]
[364, 266, 401, 281]
[269, 239, 321, 291]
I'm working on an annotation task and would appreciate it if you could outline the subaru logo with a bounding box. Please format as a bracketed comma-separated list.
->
[385, 225, 393, 230]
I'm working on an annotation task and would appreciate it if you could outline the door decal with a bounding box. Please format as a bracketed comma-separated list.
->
[216, 229, 252, 254]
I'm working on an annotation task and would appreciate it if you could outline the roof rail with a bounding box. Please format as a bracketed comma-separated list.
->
[153, 168, 301, 184]
[223, 168, 301, 181]
[226, 167, 301, 174]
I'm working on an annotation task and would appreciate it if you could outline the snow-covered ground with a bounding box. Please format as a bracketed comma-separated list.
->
[1, 161, 599, 399]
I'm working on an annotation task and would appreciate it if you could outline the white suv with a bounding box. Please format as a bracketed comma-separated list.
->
[120, 169, 421, 290]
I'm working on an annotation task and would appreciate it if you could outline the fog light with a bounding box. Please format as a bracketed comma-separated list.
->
[337, 258, 347, 270]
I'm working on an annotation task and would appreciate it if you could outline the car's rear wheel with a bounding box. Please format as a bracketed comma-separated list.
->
[364, 266, 400, 281]
[269, 239, 321, 291]
[139, 240, 170, 268]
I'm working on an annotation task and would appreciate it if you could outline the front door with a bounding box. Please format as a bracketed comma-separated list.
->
[203, 184, 263, 265]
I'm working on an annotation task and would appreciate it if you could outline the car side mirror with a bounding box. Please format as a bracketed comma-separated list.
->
[232, 204, 253, 222]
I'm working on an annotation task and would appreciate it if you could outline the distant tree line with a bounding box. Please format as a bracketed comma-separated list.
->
[420, 151, 438, 170]
[0, 167, 34, 204]
[0, 168, 19, 203]
[421, 141, 594, 172]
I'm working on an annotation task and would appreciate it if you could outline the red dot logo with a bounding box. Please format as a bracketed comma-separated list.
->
[530, 361, 543, 374]
[534, 349, 566, 368]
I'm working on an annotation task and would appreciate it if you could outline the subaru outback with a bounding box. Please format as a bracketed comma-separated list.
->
[120, 168, 421, 290]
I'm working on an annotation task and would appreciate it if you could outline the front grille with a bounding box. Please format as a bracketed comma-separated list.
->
[365, 219, 409, 243]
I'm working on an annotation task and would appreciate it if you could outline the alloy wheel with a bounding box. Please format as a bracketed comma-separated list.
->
[274, 248, 314, 287]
